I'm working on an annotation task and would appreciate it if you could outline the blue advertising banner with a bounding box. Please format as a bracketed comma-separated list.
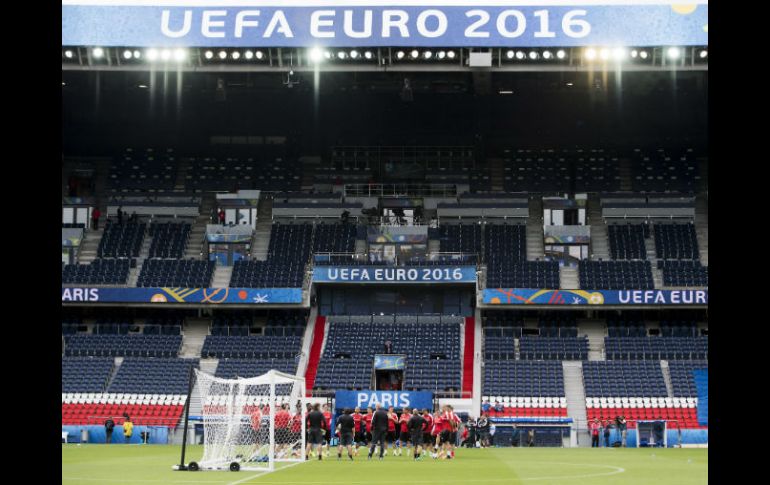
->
[61, 286, 303, 304]
[313, 265, 476, 283]
[335, 391, 433, 410]
[62, 1, 708, 48]
[374, 354, 406, 370]
[483, 288, 708, 305]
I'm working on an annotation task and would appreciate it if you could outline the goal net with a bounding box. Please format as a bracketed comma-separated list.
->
[193, 369, 306, 472]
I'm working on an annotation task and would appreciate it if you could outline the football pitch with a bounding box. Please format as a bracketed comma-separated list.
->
[62, 444, 707, 485]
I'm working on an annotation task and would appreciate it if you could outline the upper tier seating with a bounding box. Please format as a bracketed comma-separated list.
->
[64, 335, 182, 358]
[148, 222, 191, 259]
[62, 259, 131, 285]
[582, 361, 667, 397]
[61, 357, 114, 393]
[98, 221, 146, 258]
[654, 223, 700, 260]
[137, 259, 215, 288]
[579, 260, 654, 289]
[608, 224, 648, 260]
[107, 358, 198, 394]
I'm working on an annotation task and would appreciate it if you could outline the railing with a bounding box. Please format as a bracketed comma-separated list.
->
[344, 183, 459, 198]
[313, 252, 478, 266]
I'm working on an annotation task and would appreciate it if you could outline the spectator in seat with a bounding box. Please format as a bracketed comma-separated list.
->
[590, 418, 600, 447]
[92, 207, 101, 230]
[383, 340, 393, 353]
[104, 417, 115, 444]
[616, 415, 627, 447]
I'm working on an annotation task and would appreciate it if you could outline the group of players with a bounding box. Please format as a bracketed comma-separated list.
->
[304, 402, 463, 461]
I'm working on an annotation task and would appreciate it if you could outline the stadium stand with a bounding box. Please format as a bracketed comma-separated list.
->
[64, 334, 182, 358]
[148, 221, 191, 259]
[608, 224, 648, 260]
[62, 258, 131, 285]
[137, 259, 215, 288]
[107, 148, 178, 193]
[579, 260, 654, 289]
[97, 221, 146, 258]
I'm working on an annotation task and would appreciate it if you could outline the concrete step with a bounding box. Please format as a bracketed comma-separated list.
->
[579, 319, 606, 361]
[180, 318, 210, 358]
[660, 360, 674, 398]
[211, 266, 233, 288]
[562, 361, 588, 447]
[559, 266, 579, 290]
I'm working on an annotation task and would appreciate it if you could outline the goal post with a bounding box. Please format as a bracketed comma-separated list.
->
[175, 369, 306, 472]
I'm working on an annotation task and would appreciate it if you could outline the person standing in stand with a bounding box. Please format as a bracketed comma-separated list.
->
[91, 207, 101, 230]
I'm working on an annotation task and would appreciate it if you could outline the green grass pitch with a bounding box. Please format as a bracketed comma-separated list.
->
[62, 444, 707, 485]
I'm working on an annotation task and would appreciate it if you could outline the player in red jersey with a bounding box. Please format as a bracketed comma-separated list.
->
[386, 406, 398, 456]
[352, 406, 364, 455]
[446, 405, 461, 459]
[289, 405, 303, 457]
[322, 403, 332, 457]
[363, 407, 374, 446]
[431, 409, 443, 458]
[399, 407, 412, 457]
[421, 409, 434, 457]
[274, 403, 292, 456]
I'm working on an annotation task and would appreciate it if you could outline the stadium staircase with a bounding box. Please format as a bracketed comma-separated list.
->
[646, 226, 664, 288]
[562, 361, 589, 446]
[185, 195, 216, 259]
[179, 318, 210, 358]
[660, 360, 675, 398]
[526, 197, 545, 260]
[105, 356, 123, 389]
[295, 306, 318, 378]
[580, 319, 606, 361]
[559, 266, 579, 289]
[211, 266, 232, 288]
[587, 195, 609, 260]
[462, 317, 475, 397]
[251, 197, 273, 261]
[77, 227, 104, 264]
[695, 194, 708, 265]
[304, 315, 327, 395]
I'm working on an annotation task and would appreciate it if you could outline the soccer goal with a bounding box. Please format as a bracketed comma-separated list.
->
[175, 369, 306, 472]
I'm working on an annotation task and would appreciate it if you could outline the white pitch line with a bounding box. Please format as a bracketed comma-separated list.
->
[226, 461, 306, 485]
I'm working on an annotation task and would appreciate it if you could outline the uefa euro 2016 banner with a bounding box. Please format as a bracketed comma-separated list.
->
[62, 1, 708, 48]
[313, 265, 476, 283]
[483, 288, 708, 305]
[335, 391, 433, 410]
[61, 286, 303, 304]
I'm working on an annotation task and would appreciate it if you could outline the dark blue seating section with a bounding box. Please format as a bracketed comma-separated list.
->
[107, 358, 198, 394]
[519, 337, 588, 360]
[62, 357, 114, 393]
[210, 310, 252, 336]
[483, 361, 565, 396]
[314, 317, 462, 392]
[574, 153, 622, 192]
[660, 320, 700, 338]
[201, 335, 302, 359]
[483, 329, 517, 360]
[583, 361, 667, 397]
[64, 335, 182, 358]
[503, 150, 570, 192]
[265, 310, 308, 336]
[654, 223, 699, 260]
[93, 317, 133, 335]
[485, 224, 526, 261]
[149, 222, 191, 258]
[98, 221, 146, 258]
[438, 224, 482, 253]
[312, 223, 356, 253]
[608, 224, 648, 260]
[669, 361, 708, 397]
[631, 148, 700, 192]
[143, 313, 184, 335]
[607, 314, 647, 337]
[538, 313, 578, 337]
[659, 260, 708, 287]
[215, 358, 299, 379]
[604, 337, 708, 360]
[185, 156, 301, 192]
[62, 259, 130, 285]
[486, 260, 559, 288]
[579, 260, 653, 289]
[230, 223, 312, 288]
[108, 148, 177, 192]
[483, 311, 525, 327]
[138, 259, 215, 288]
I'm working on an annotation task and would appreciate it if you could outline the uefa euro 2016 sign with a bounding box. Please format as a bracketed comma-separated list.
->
[62, 1, 708, 48]
[483, 288, 708, 306]
[312, 265, 476, 283]
[335, 391, 433, 410]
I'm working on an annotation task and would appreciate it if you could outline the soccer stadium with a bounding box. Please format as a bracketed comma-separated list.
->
[61, 1, 708, 484]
